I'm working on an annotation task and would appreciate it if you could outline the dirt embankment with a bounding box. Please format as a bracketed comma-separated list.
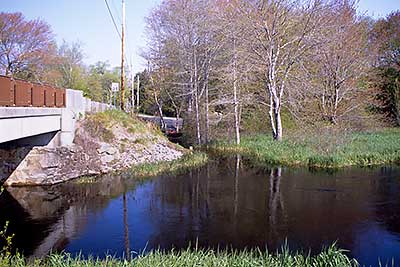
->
[3, 111, 185, 186]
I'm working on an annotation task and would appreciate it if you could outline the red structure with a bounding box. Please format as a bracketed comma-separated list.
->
[0, 75, 66, 108]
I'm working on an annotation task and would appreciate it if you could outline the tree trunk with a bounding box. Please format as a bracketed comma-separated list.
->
[188, 80, 193, 113]
[158, 104, 165, 129]
[194, 88, 201, 144]
[193, 50, 201, 145]
[233, 38, 240, 145]
[175, 112, 181, 132]
[268, 93, 277, 139]
[154, 93, 165, 129]
[205, 81, 210, 144]
[274, 110, 283, 141]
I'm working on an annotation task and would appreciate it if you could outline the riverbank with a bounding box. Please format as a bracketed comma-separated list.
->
[3, 110, 187, 186]
[0, 245, 358, 267]
[211, 129, 400, 168]
[130, 151, 208, 178]
[73, 151, 208, 185]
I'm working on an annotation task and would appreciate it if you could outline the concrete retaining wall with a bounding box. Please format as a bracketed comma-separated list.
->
[65, 89, 112, 117]
[60, 89, 113, 146]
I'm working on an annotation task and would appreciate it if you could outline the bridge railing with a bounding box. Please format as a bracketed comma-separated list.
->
[0, 75, 66, 108]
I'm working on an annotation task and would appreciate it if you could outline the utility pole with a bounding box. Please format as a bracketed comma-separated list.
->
[136, 74, 140, 111]
[120, 0, 126, 111]
[130, 60, 135, 113]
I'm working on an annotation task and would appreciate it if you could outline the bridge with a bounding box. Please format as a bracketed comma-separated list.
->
[138, 114, 183, 132]
[0, 76, 185, 185]
[0, 75, 183, 148]
[0, 75, 111, 148]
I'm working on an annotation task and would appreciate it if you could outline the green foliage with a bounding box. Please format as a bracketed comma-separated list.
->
[0, 222, 14, 258]
[211, 129, 400, 168]
[373, 67, 400, 125]
[370, 11, 400, 125]
[86, 62, 120, 103]
[241, 105, 270, 134]
[55, 44, 120, 103]
[0, 244, 362, 267]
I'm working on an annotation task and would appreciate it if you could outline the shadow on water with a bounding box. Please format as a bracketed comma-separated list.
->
[1, 154, 400, 266]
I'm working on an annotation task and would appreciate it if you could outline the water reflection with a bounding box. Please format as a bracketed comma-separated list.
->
[1, 156, 400, 266]
[123, 192, 130, 260]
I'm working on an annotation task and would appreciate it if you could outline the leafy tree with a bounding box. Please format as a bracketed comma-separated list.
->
[87, 61, 119, 103]
[370, 11, 400, 125]
[56, 41, 87, 89]
[0, 12, 56, 81]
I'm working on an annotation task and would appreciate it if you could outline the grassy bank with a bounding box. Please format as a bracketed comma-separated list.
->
[130, 151, 208, 178]
[84, 109, 163, 143]
[0, 245, 359, 267]
[211, 129, 400, 168]
[75, 109, 208, 183]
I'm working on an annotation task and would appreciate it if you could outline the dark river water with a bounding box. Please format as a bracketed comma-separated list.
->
[1, 155, 400, 266]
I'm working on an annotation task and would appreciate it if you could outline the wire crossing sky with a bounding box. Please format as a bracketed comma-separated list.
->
[2, 0, 399, 73]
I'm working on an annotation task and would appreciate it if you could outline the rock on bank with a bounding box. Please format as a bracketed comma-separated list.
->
[3, 111, 184, 186]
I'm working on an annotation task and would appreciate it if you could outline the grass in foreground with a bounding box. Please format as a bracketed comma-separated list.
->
[0, 245, 361, 267]
[211, 129, 400, 168]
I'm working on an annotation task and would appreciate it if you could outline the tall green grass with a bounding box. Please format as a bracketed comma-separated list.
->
[0, 245, 361, 267]
[130, 152, 208, 178]
[211, 129, 400, 168]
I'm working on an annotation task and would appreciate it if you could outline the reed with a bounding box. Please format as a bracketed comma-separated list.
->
[211, 129, 400, 168]
[0, 244, 363, 267]
[130, 152, 208, 178]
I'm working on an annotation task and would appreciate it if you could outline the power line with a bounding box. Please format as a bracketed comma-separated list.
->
[104, 0, 133, 75]
[104, 0, 121, 39]
[110, 0, 122, 25]
[120, 0, 126, 111]
[115, 0, 133, 66]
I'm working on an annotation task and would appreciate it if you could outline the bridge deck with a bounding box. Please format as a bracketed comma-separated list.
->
[0, 107, 61, 144]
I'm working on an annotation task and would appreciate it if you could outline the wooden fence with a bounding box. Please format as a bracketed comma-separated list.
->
[0, 75, 66, 108]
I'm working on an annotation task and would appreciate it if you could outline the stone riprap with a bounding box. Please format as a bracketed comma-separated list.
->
[3, 115, 184, 186]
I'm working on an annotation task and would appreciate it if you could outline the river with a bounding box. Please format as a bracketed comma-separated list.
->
[1, 154, 400, 266]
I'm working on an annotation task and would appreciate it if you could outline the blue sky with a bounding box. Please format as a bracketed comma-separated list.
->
[2, 0, 399, 73]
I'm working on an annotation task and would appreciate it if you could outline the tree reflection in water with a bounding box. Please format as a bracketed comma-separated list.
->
[1, 156, 400, 267]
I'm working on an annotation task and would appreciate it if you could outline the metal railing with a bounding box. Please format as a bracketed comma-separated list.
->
[0, 75, 66, 108]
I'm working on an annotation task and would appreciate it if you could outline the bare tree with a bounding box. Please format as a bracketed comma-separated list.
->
[143, 0, 374, 142]
[292, 1, 371, 125]
[242, 0, 326, 141]
[217, 0, 243, 145]
[145, 0, 222, 145]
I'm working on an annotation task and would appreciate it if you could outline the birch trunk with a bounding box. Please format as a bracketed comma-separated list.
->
[268, 92, 277, 139]
[233, 38, 240, 145]
[193, 50, 201, 145]
[154, 92, 165, 129]
[274, 110, 283, 141]
[205, 80, 210, 144]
